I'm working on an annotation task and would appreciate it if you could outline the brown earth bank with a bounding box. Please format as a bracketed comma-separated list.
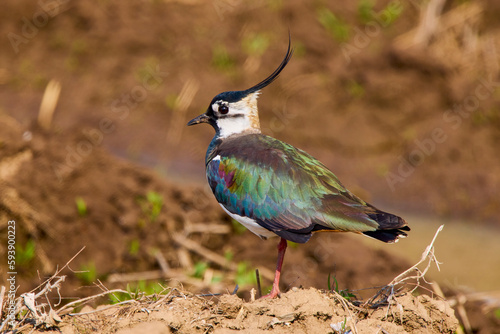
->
[0, 116, 495, 333]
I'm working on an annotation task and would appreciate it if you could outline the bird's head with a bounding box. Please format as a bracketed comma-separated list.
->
[187, 39, 293, 139]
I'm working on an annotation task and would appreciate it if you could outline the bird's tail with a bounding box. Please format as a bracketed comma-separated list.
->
[363, 210, 410, 243]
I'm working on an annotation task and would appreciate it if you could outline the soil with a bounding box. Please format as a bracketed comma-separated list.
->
[1, 0, 500, 333]
[56, 288, 458, 334]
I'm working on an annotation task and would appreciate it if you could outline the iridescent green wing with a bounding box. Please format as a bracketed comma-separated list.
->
[207, 134, 380, 243]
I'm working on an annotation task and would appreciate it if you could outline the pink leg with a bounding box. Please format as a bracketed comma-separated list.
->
[261, 238, 287, 299]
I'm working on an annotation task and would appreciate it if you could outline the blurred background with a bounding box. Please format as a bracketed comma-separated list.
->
[1, 0, 499, 331]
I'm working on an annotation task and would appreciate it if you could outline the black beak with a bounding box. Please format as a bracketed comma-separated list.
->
[187, 113, 210, 126]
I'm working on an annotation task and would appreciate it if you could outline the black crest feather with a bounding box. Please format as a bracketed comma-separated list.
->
[210, 35, 293, 105]
[243, 34, 293, 95]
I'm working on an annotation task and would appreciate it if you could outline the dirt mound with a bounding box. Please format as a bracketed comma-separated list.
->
[52, 288, 457, 334]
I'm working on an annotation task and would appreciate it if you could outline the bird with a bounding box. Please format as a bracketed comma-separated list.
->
[187, 38, 410, 298]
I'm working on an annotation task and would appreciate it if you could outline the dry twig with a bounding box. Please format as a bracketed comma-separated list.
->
[390, 225, 443, 288]
[364, 225, 444, 310]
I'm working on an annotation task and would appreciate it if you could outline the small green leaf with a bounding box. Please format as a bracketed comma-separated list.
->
[192, 261, 209, 279]
[235, 261, 256, 287]
[231, 219, 247, 235]
[165, 93, 179, 109]
[242, 33, 270, 57]
[76, 262, 97, 284]
[17, 239, 36, 265]
[211, 44, 235, 72]
[75, 197, 87, 216]
[328, 274, 357, 301]
[358, 0, 374, 23]
[146, 191, 163, 222]
[129, 239, 140, 255]
[317, 8, 350, 42]
[378, 1, 403, 26]
[224, 250, 234, 262]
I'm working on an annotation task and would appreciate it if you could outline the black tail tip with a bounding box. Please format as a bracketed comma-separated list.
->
[363, 225, 410, 243]
[365, 209, 410, 243]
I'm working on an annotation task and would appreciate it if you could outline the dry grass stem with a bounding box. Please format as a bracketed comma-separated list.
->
[107, 270, 165, 283]
[330, 290, 359, 334]
[165, 78, 199, 147]
[0, 149, 32, 181]
[38, 79, 61, 131]
[154, 250, 171, 275]
[396, 2, 483, 50]
[413, 0, 446, 46]
[177, 247, 194, 269]
[57, 289, 130, 315]
[172, 233, 275, 282]
[109, 270, 198, 287]
[184, 223, 231, 235]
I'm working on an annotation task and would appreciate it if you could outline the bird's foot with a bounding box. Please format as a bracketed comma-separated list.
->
[260, 286, 281, 299]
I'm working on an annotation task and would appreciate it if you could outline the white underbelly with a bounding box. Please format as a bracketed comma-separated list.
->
[219, 204, 276, 240]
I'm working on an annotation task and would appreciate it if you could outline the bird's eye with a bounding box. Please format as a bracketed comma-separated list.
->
[219, 105, 229, 114]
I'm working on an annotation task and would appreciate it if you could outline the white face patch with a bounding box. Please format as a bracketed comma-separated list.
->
[217, 114, 256, 138]
[214, 93, 261, 138]
[219, 204, 276, 240]
[212, 103, 219, 112]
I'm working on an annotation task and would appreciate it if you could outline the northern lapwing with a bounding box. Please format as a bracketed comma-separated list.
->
[187, 39, 410, 298]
